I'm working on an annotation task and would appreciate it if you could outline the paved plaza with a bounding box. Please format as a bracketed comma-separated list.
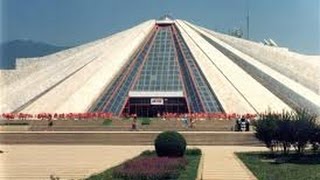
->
[0, 145, 266, 180]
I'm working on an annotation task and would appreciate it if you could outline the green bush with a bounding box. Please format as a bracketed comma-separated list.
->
[292, 109, 317, 154]
[140, 150, 155, 156]
[155, 131, 187, 157]
[2, 122, 29, 126]
[311, 126, 320, 152]
[254, 108, 318, 154]
[254, 112, 278, 152]
[102, 119, 112, 126]
[185, 148, 202, 156]
[140, 118, 151, 125]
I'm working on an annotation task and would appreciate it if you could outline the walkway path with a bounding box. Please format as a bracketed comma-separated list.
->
[199, 146, 267, 180]
[0, 145, 266, 180]
[0, 145, 151, 180]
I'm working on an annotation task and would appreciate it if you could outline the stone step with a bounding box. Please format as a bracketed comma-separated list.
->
[29, 126, 233, 131]
[0, 132, 262, 146]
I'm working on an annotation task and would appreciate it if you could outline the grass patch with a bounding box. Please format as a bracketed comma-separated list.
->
[237, 152, 320, 180]
[0, 122, 29, 126]
[102, 119, 112, 126]
[86, 148, 201, 180]
[139, 118, 151, 125]
[178, 152, 201, 180]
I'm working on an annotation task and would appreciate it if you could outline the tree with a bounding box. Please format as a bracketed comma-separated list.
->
[255, 108, 319, 155]
[254, 112, 278, 152]
[310, 126, 320, 153]
[291, 109, 317, 154]
[274, 111, 296, 154]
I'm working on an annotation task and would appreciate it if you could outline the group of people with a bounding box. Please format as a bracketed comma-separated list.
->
[235, 116, 251, 131]
[181, 114, 196, 128]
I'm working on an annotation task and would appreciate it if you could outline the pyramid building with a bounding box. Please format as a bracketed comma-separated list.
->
[1, 17, 320, 116]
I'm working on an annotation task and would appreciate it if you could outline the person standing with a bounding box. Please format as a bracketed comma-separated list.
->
[189, 117, 195, 128]
[132, 114, 137, 130]
[182, 114, 189, 128]
[235, 116, 241, 131]
[245, 118, 250, 131]
[48, 119, 53, 131]
[240, 116, 246, 132]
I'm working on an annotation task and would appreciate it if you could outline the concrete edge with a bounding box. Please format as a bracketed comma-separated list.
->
[82, 155, 135, 180]
[196, 153, 204, 180]
[233, 151, 257, 180]
[0, 131, 255, 134]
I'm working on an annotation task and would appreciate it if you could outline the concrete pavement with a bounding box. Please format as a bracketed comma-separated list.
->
[0, 145, 267, 180]
[199, 146, 266, 180]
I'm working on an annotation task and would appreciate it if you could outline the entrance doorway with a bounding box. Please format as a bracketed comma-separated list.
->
[123, 97, 188, 117]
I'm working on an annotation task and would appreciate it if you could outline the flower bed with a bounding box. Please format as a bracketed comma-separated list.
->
[86, 149, 202, 180]
[113, 156, 187, 179]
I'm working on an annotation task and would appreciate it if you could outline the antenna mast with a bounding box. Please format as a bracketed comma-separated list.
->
[246, 0, 250, 40]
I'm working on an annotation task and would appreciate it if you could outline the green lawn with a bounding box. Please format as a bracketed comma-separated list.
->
[177, 154, 201, 180]
[237, 152, 320, 180]
[86, 149, 201, 180]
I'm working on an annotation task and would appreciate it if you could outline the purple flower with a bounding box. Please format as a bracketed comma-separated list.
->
[113, 156, 188, 179]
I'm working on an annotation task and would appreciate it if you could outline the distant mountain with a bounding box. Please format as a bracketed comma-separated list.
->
[0, 40, 70, 69]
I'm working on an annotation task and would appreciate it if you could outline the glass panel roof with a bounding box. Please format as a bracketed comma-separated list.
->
[89, 24, 224, 115]
[133, 26, 183, 92]
[173, 26, 223, 112]
[89, 29, 157, 114]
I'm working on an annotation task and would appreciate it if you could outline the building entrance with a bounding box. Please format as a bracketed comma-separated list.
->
[123, 97, 188, 117]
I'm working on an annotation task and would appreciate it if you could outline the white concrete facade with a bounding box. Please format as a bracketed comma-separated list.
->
[0, 19, 319, 114]
[198, 25, 320, 95]
[177, 20, 291, 113]
[185, 21, 320, 113]
[0, 20, 155, 113]
[175, 21, 256, 114]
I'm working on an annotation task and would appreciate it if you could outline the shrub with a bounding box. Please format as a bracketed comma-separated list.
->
[311, 126, 320, 152]
[155, 131, 187, 157]
[140, 150, 155, 156]
[140, 118, 151, 125]
[102, 119, 112, 126]
[185, 148, 202, 156]
[112, 156, 188, 180]
[3, 122, 29, 126]
[254, 112, 278, 152]
[274, 111, 295, 154]
[254, 108, 318, 154]
[291, 108, 317, 154]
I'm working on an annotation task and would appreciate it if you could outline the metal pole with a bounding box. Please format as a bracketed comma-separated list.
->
[246, 0, 250, 40]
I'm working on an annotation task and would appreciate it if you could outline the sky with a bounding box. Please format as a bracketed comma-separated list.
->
[1, 0, 319, 55]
